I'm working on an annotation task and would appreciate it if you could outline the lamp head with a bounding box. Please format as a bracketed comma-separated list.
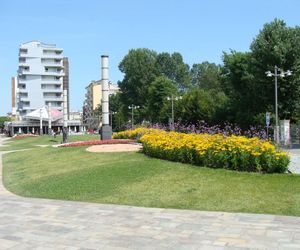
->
[286, 70, 292, 76]
[265, 71, 272, 77]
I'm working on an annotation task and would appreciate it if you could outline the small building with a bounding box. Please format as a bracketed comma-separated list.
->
[5, 107, 83, 137]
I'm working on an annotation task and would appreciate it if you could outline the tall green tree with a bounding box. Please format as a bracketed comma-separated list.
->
[155, 52, 191, 91]
[0, 116, 10, 130]
[179, 89, 228, 124]
[118, 48, 159, 110]
[147, 76, 177, 123]
[250, 19, 300, 120]
[222, 19, 300, 126]
[191, 61, 222, 91]
[222, 51, 260, 126]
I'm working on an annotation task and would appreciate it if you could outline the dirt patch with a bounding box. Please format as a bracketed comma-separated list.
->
[86, 144, 142, 153]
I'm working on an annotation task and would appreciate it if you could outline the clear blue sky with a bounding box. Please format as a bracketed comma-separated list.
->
[1, 0, 299, 115]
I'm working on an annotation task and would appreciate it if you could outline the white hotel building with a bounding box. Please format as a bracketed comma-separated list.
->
[13, 41, 67, 117]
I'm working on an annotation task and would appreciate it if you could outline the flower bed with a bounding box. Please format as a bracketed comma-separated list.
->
[59, 139, 135, 147]
[14, 134, 38, 139]
[113, 128, 161, 140]
[139, 130, 289, 173]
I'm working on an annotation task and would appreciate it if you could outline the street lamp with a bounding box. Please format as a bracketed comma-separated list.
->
[128, 105, 140, 129]
[265, 65, 292, 144]
[167, 94, 182, 130]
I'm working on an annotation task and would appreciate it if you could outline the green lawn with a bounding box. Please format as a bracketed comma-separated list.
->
[0, 134, 99, 151]
[2, 138, 300, 216]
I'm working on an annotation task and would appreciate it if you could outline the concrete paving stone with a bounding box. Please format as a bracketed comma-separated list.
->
[7, 243, 42, 250]
[63, 247, 81, 250]
[98, 247, 131, 250]
[217, 237, 248, 246]
[278, 243, 300, 249]
[1, 235, 24, 242]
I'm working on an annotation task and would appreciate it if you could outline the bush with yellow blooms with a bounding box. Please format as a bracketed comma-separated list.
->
[113, 128, 289, 173]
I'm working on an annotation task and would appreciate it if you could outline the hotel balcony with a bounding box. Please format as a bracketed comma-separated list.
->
[18, 62, 29, 67]
[42, 62, 64, 68]
[41, 54, 64, 60]
[18, 68, 30, 75]
[44, 97, 63, 101]
[43, 71, 65, 77]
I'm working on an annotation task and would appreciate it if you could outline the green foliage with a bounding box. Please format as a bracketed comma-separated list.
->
[0, 116, 11, 129]
[250, 19, 300, 120]
[118, 49, 193, 124]
[155, 52, 191, 91]
[118, 48, 158, 109]
[147, 76, 177, 123]
[115, 19, 300, 128]
[223, 19, 300, 126]
[180, 89, 228, 124]
[191, 61, 222, 91]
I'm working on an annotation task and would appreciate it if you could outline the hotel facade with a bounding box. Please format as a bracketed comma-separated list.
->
[13, 41, 69, 117]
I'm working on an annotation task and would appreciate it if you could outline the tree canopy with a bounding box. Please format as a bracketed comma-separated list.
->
[113, 19, 300, 129]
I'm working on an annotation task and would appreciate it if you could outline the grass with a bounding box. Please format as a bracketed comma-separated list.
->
[2, 137, 300, 216]
[0, 134, 99, 151]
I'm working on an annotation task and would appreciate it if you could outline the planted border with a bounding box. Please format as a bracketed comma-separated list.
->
[59, 139, 135, 147]
[115, 128, 289, 173]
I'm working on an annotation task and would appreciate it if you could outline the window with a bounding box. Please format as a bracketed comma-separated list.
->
[19, 92, 28, 98]
[20, 48, 28, 54]
[18, 84, 26, 89]
[21, 101, 30, 107]
[19, 75, 26, 80]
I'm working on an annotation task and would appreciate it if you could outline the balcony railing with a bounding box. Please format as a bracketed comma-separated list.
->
[44, 96, 63, 100]
[41, 54, 64, 59]
[43, 71, 64, 77]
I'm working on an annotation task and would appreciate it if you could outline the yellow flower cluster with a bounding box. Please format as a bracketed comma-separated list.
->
[114, 128, 289, 173]
[140, 130, 280, 155]
[138, 129, 289, 173]
[113, 127, 161, 140]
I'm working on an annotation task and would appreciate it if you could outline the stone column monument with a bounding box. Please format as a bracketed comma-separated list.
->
[100, 55, 112, 140]
[62, 58, 69, 143]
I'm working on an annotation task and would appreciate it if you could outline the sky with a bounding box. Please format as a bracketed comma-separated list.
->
[0, 0, 300, 115]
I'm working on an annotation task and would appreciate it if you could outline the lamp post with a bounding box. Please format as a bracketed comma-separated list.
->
[39, 108, 43, 135]
[265, 66, 292, 144]
[128, 105, 140, 129]
[167, 94, 182, 130]
[48, 103, 52, 135]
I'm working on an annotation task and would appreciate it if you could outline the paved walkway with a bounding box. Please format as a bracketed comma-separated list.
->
[1, 136, 300, 249]
[284, 149, 300, 174]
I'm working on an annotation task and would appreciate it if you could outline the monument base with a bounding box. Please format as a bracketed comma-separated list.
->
[100, 125, 112, 140]
[62, 127, 68, 144]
